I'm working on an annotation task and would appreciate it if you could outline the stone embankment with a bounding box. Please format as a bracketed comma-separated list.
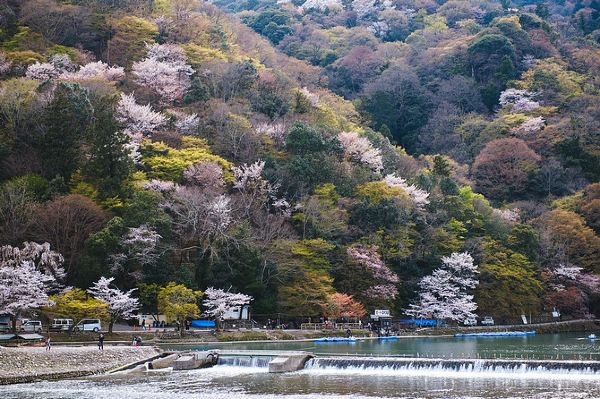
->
[0, 345, 160, 385]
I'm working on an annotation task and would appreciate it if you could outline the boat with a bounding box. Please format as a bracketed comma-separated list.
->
[454, 331, 536, 338]
[588, 334, 597, 340]
[377, 336, 399, 341]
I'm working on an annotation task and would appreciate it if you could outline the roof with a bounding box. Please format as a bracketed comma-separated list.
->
[18, 334, 44, 340]
[0, 334, 16, 341]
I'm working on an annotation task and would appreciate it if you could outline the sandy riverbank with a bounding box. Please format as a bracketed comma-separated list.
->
[0, 345, 160, 385]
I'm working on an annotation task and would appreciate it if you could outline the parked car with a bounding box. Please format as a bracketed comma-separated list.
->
[463, 317, 477, 326]
[481, 316, 495, 326]
[20, 320, 43, 333]
[0, 322, 10, 332]
[73, 319, 101, 332]
[51, 318, 73, 331]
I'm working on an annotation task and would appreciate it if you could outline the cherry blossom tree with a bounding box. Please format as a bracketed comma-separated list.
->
[144, 179, 178, 193]
[512, 116, 545, 136]
[499, 89, 540, 113]
[202, 287, 253, 329]
[116, 93, 166, 162]
[384, 173, 430, 209]
[493, 208, 520, 223]
[0, 242, 66, 331]
[405, 252, 479, 322]
[110, 225, 162, 281]
[168, 187, 234, 259]
[174, 112, 200, 134]
[62, 61, 125, 81]
[183, 161, 225, 189]
[347, 244, 399, 301]
[338, 131, 383, 172]
[26, 62, 60, 81]
[300, 0, 343, 13]
[116, 93, 166, 135]
[132, 43, 193, 103]
[87, 276, 140, 332]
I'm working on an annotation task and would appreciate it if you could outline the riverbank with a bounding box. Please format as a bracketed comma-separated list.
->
[20, 319, 600, 346]
[0, 346, 160, 385]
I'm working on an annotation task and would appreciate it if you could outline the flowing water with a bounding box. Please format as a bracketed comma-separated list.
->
[163, 332, 600, 360]
[4, 333, 600, 398]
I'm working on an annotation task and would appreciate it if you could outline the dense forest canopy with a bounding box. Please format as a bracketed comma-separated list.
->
[0, 0, 599, 322]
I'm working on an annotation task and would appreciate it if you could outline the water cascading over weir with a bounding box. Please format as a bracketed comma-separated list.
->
[302, 356, 600, 377]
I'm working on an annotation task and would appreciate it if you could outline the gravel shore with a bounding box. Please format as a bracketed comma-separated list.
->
[0, 345, 160, 384]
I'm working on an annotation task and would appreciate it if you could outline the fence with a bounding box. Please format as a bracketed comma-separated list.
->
[300, 322, 364, 330]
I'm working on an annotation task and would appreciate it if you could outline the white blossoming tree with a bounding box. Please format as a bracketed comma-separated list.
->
[499, 89, 540, 113]
[0, 242, 66, 331]
[347, 244, 399, 302]
[406, 252, 479, 323]
[62, 61, 125, 81]
[384, 173, 430, 209]
[202, 287, 253, 330]
[338, 131, 383, 172]
[87, 276, 140, 332]
[116, 93, 166, 162]
[132, 43, 193, 103]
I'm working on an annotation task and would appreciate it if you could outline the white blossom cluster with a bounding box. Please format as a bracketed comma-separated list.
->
[493, 208, 520, 223]
[116, 93, 166, 162]
[183, 161, 225, 188]
[512, 116, 545, 136]
[338, 131, 383, 172]
[384, 173, 430, 209]
[406, 252, 479, 322]
[299, 87, 319, 107]
[62, 61, 125, 81]
[0, 242, 66, 317]
[144, 179, 179, 192]
[499, 89, 540, 113]
[233, 160, 266, 190]
[255, 122, 288, 146]
[132, 43, 194, 103]
[174, 112, 200, 134]
[87, 276, 140, 322]
[202, 287, 253, 319]
[300, 0, 343, 13]
[352, 0, 395, 18]
[347, 244, 399, 300]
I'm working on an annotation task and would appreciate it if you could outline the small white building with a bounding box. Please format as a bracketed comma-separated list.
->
[222, 305, 250, 320]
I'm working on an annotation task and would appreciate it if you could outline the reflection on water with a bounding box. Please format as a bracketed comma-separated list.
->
[163, 332, 600, 360]
[4, 363, 600, 399]
[5, 333, 600, 399]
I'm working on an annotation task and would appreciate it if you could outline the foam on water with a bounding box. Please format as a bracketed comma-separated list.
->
[302, 357, 600, 380]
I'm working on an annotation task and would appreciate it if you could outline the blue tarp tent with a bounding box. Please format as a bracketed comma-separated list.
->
[191, 320, 215, 328]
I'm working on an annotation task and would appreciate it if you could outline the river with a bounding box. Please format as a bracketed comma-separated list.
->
[3, 333, 600, 399]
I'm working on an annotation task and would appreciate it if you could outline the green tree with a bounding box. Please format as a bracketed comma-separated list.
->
[83, 95, 132, 198]
[47, 288, 109, 326]
[157, 282, 203, 336]
[38, 82, 93, 181]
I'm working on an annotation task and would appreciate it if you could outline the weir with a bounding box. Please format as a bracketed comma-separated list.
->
[304, 356, 600, 375]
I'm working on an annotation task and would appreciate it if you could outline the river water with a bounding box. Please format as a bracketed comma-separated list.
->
[4, 333, 600, 399]
[163, 332, 600, 360]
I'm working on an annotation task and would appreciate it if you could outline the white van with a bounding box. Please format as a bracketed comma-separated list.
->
[51, 318, 73, 331]
[20, 320, 43, 333]
[73, 319, 101, 332]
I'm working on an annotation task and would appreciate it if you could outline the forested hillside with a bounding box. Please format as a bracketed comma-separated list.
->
[0, 0, 599, 322]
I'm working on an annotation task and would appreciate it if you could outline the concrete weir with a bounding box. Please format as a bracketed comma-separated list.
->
[268, 354, 313, 373]
[172, 351, 218, 370]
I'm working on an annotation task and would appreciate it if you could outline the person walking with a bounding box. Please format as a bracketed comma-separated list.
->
[98, 333, 104, 351]
[45, 336, 51, 351]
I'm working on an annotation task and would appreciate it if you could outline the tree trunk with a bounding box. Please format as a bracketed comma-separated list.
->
[108, 319, 114, 333]
[11, 316, 17, 334]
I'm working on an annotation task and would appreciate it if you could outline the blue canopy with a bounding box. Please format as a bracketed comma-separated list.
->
[191, 320, 215, 328]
